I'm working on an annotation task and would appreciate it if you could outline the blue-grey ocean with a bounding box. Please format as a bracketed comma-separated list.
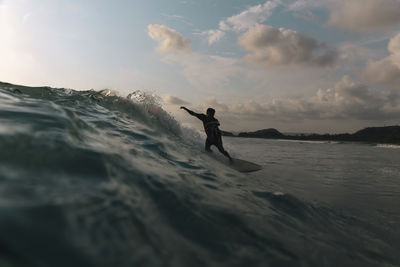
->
[0, 82, 399, 267]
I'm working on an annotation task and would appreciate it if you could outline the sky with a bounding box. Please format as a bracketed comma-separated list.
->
[1, 0, 400, 133]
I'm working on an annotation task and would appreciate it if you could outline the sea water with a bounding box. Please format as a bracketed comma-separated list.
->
[0, 82, 399, 267]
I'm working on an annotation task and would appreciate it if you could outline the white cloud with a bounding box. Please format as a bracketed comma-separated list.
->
[388, 33, 400, 54]
[238, 24, 337, 66]
[200, 29, 225, 45]
[222, 0, 281, 32]
[328, 0, 400, 33]
[307, 76, 385, 120]
[200, 0, 281, 45]
[287, 0, 323, 23]
[283, 76, 399, 120]
[365, 33, 400, 84]
[147, 24, 191, 53]
[156, 43, 340, 104]
[288, 0, 323, 11]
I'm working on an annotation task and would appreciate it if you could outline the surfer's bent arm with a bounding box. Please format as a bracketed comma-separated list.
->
[180, 106, 203, 120]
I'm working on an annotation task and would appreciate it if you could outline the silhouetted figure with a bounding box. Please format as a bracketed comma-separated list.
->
[181, 106, 232, 163]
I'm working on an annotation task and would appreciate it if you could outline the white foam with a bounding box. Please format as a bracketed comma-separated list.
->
[376, 144, 400, 149]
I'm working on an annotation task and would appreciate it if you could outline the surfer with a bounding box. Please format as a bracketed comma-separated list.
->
[180, 106, 233, 163]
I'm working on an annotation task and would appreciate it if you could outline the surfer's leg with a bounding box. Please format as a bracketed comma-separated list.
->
[216, 141, 232, 162]
[205, 138, 212, 152]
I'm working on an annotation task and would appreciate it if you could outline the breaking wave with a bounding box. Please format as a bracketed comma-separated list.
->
[0, 82, 398, 267]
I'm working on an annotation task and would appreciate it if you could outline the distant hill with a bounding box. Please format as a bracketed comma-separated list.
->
[222, 126, 400, 145]
[238, 128, 285, 138]
[220, 130, 235, 137]
[350, 126, 400, 143]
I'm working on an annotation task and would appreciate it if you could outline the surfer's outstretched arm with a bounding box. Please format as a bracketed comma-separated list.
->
[180, 106, 204, 120]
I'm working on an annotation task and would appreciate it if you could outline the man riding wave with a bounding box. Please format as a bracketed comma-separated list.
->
[181, 106, 233, 163]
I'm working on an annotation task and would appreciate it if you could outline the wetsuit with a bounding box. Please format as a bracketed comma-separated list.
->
[185, 110, 231, 160]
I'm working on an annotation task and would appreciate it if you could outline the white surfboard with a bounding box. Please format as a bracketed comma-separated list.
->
[229, 158, 262, 173]
[205, 152, 262, 173]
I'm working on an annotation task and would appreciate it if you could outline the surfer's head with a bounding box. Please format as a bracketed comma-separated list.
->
[206, 108, 215, 117]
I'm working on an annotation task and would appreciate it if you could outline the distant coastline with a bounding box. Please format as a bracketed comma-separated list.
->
[222, 126, 400, 145]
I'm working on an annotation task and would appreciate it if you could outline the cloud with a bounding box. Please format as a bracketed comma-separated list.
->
[169, 76, 400, 133]
[238, 24, 337, 67]
[200, 29, 225, 45]
[338, 43, 380, 63]
[163, 95, 190, 105]
[288, 76, 400, 120]
[221, 0, 281, 32]
[328, 0, 400, 33]
[203, 97, 230, 112]
[288, 0, 322, 11]
[164, 73, 400, 132]
[200, 0, 281, 45]
[365, 59, 400, 84]
[201, 76, 400, 123]
[147, 24, 191, 53]
[364, 33, 400, 84]
[287, 0, 323, 23]
[307, 76, 386, 120]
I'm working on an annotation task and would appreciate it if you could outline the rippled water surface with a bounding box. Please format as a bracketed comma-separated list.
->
[226, 137, 400, 225]
[0, 82, 399, 267]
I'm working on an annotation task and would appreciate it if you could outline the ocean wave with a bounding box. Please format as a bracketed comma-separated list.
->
[0, 82, 398, 267]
